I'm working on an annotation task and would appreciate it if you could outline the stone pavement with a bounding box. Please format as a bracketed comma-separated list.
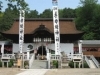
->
[16, 69, 49, 75]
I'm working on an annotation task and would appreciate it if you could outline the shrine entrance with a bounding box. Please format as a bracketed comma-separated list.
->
[37, 46, 47, 60]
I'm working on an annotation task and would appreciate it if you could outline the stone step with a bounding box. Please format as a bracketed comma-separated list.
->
[62, 61, 69, 63]
[61, 63, 68, 66]
[62, 66, 70, 68]
[31, 60, 48, 69]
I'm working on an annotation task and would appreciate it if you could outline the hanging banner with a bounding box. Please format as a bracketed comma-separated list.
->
[19, 10, 25, 53]
[52, 0, 60, 55]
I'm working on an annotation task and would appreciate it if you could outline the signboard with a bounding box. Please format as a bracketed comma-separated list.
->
[52, 0, 60, 55]
[19, 10, 25, 53]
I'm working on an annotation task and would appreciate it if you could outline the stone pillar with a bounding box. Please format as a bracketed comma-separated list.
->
[1, 43, 4, 55]
[2, 62, 4, 67]
[79, 62, 81, 68]
[78, 40, 83, 68]
[46, 46, 51, 69]
[74, 62, 76, 68]
[46, 46, 49, 60]
[27, 48, 30, 60]
[47, 53, 50, 60]
[78, 40, 82, 54]
[7, 62, 8, 68]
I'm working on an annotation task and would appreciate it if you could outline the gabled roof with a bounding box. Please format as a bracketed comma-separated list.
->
[2, 18, 83, 34]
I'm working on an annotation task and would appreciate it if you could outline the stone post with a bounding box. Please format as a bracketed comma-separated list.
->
[78, 40, 82, 54]
[46, 46, 51, 69]
[27, 48, 30, 60]
[1, 43, 4, 56]
[74, 62, 76, 68]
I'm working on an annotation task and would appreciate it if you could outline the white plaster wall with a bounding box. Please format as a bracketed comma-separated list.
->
[13, 43, 34, 53]
[0, 41, 6, 44]
[13, 43, 74, 55]
[60, 43, 74, 55]
[45, 43, 74, 55]
[13, 44, 19, 53]
[13, 43, 44, 53]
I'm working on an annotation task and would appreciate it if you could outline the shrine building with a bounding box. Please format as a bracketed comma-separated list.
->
[0, 18, 84, 57]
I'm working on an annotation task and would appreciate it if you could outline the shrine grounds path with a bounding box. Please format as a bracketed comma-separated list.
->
[44, 69, 100, 75]
[0, 68, 23, 75]
[0, 68, 100, 75]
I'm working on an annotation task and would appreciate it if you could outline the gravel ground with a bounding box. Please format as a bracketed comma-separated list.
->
[1, 68, 100, 75]
[0, 68, 23, 75]
[44, 69, 100, 75]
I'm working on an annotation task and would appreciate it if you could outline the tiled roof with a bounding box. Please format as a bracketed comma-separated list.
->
[2, 18, 83, 34]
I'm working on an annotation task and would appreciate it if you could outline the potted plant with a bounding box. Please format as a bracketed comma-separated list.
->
[24, 60, 29, 69]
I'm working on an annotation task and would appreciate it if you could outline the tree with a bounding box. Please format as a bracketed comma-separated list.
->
[0, 1, 2, 12]
[5, 0, 29, 10]
[0, 0, 29, 40]
[39, 9, 52, 18]
[59, 9, 63, 18]
[62, 8, 76, 18]
[25, 10, 39, 18]
[0, 0, 29, 31]
[92, 4, 100, 39]
[0, 8, 18, 31]
[75, 0, 100, 39]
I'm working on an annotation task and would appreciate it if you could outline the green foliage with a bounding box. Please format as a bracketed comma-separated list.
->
[52, 60, 58, 68]
[84, 62, 89, 68]
[8, 62, 12, 67]
[81, 61, 89, 68]
[5, 0, 29, 10]
[0, 0, 29, 32]
[10, 59, 15, 66]
[4, 62, 13, 67]
[68, 61, 74, 68]
[39, 9, 52, 18]
[75, 0, 100, 40]
[62, 8, 76, 18]
[0, 61, 2, 67]
[68, 60, 89, 68]
[24, 60, 29, 67]
[0, 1, 2, 12]
[25, 10, 39, 18]
[0, 8, 17, 32]
[24, 61, 29, 69]
[8, 59, 15, 67]
[68, 61, 79, 68]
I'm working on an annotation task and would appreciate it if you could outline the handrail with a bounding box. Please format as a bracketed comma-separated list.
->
[29, 53, 34, 69]
[67, 53, 83, 60]
[84, 55, 90, 68]
[22, 54, 33, 60]
[50, 54, 61, 68]
[50, 54, 61, 60]
[1, 54, 15, 59]
[47, 53, 51, 69]
[90, 55, 99, 68]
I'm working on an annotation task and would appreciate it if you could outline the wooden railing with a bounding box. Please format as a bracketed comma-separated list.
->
[83, 51, 100, 57]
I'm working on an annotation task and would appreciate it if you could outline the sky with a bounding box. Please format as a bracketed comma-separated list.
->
[25, 0, 81, 13]
[2, 0, 100, 13]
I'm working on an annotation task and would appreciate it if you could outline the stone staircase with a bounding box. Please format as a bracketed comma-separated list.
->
[88, 59, 96, 68]
[30, 60, 48, 69]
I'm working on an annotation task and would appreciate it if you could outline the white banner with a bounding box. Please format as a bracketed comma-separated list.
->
[52, 5, 60, 55]
[19, 10, 25, 53]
